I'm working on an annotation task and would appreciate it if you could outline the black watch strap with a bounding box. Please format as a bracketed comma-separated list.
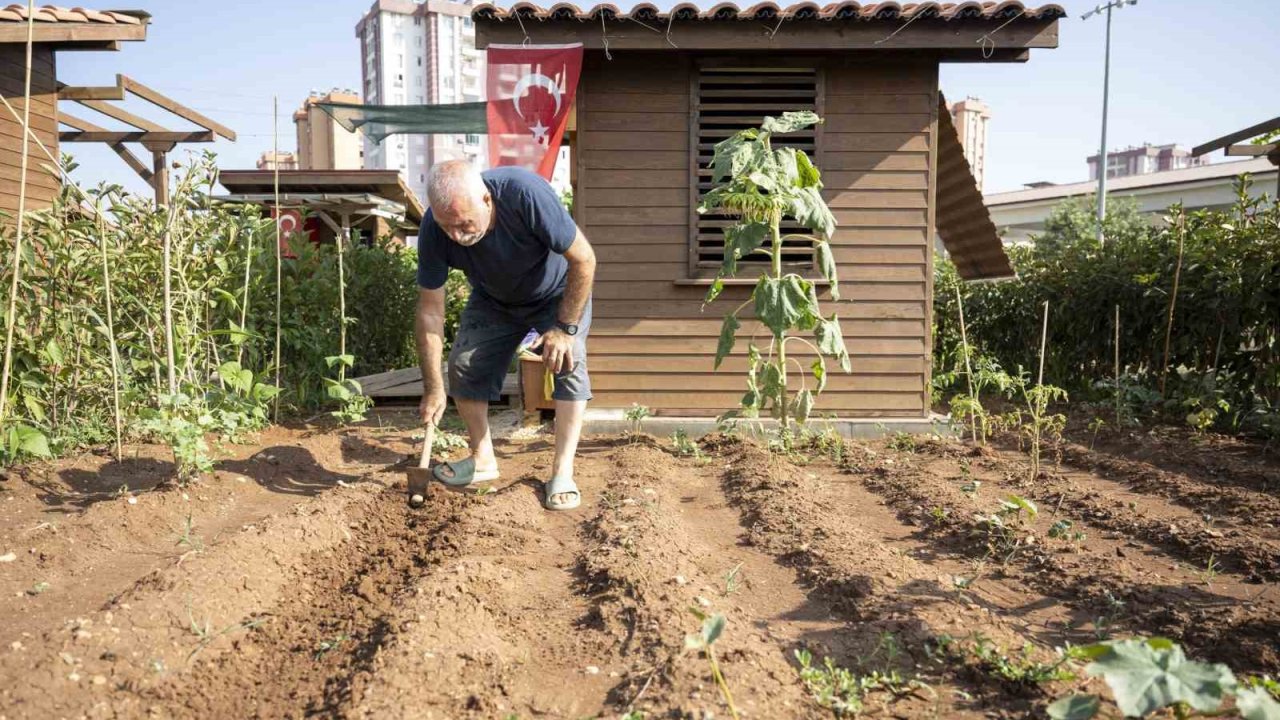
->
[556, 320, 579, 336]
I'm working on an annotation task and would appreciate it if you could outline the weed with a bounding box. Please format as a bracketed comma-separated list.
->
[1091, 591, 1127, 641]
[29, 581, 49, 595]
[1047, 519, 1086, 549]
[140, 393, 214, 484]
[684, 608, 739, 720]
[620, 712, 647, 720]
[960, 479, 982, 496]
[314, 633, 349, 660]
[723, 562, 745, 596]
[1087, 416, 1107, 450]
[474, 486, 496, 498]
[1199, 553, 1222, 585]
[175, 512, 203, 551]
[968, 634, 1075, 687]
[887, 431, 917, 453]
[795, 648, 922, 716]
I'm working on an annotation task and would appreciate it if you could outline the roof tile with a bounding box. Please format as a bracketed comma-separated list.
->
[471, 0, 1065, 22]
[0, 4, 147, 24]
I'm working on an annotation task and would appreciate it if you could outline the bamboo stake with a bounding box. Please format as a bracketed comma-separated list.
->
[337, 214, 348, 383]
[235, 221, 253, 366]
[954, 282, 977, 443]
[1159, 211, 1186, 395]
[0, 0, 36, 424]
[97, 201, 123, 460]
[161, 189, 176, 395]
[1114, 304, 1121, 425]
[1037, 300, 1049, 386]
[272, 95, 282, 422]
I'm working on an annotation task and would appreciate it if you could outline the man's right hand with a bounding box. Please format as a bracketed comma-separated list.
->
[419, 388, 446, 426]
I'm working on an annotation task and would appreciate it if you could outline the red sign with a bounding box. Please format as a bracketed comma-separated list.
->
[486, 43, 582, 180]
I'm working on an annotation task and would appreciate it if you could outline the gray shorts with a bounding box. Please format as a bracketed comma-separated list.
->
[448, 291, 592, 403]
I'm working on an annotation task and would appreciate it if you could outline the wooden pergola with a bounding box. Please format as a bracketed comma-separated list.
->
[1193, 116, 1280, 198]
[58, 73, 235, 203]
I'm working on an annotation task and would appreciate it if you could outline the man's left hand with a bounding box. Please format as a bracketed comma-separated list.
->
[530, 328, 575, 375]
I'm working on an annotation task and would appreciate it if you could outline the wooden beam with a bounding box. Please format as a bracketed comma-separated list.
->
[109, 143, 153, 183]
[58, 112, 108, 133]
[75, 98, 167, 132]
[1193, 116, 1280, 157]
[121, 76, 237, 141]
[0, 23, 147, 44]
[52, 41, 122, 52]
[1224, 143, 1278, 157]
[59, 130, 215, 143]
[476, 17, 1059, 52]
[152, 148, 169, 206]
[57, 76, 125, 101]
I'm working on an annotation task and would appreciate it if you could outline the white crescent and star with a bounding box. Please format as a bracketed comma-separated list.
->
[511, 71, 562, 144]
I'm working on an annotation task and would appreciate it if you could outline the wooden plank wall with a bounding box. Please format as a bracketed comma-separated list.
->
[578, 52, 936, 417]
[0, 45, 60, 218]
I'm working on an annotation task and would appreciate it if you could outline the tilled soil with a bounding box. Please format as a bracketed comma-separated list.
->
[1, 417, 1276, 719]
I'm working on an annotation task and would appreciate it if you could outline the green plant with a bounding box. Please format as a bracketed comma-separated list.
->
[324, 355, 372, 424]
[1048, 637, 1280, 720]
[140, 393, 214, 483]
[1048, 519, 1086, 548]
[624, 403, 651, 436]
[29, 581, 49, 595]
[886, 431, 917, 453]
[972, 495, 1039, 562]
[699, 111, 849, 429]
[999, 371, 1069, 480]
[1087, 417, 1107, 450]
[206, 360, 278, 442]
[0, 422, 51, 464]
[671, 428, 705, 460]
[684, 608, 739, 720]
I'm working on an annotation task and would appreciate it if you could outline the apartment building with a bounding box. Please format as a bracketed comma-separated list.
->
[294, 89, 364, 170]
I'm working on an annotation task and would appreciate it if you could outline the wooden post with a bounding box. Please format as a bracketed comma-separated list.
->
[1159, 211, 1186, 396]
[1114, 304, 1121, 425]
[151, 147, 170, 206]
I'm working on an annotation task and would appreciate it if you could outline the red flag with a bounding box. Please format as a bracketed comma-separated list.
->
[486, 43, 582, 180]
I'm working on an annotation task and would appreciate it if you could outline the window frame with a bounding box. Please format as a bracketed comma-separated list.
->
[686, 56, 827, 281]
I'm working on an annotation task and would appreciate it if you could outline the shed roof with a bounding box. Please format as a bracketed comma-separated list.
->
[936, 95, 1014, 281]
[473, 1, 1065, 22]
[218, 170, 425, 225]
[0, 4, 148, 46]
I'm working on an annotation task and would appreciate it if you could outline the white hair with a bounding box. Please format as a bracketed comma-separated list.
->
[427, 160, 487, 208]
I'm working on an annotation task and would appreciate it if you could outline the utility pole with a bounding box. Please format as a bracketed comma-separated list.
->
[1083, 0, 1139, 244]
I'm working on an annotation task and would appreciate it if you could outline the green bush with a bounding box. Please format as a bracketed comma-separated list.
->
[935, 179, 1279, 438]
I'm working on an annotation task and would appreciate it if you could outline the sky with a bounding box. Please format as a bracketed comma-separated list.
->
[57, 0, 1280, 196]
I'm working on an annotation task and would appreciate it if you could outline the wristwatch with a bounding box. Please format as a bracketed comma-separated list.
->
[555, 320, 579, 336]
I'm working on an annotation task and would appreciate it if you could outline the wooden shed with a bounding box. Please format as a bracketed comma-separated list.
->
[474, 1, 1062, 419]
[0, 6, 148, 216]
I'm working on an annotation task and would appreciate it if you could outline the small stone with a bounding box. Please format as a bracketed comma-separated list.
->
[584, 665, 600, 675]
[9, 641, 22, 651]
[0, 552, 15, 563]
[127, 497, 137, 505]
[642, 488, 656, 495]
[74, 630, 92, 641]
[68, 672, 80, 682]
[696, 596, 712, 608]
[92, 675, 107, 686]
[673, 575, 688, 585]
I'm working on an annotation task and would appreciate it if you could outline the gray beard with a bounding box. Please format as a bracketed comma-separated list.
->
[453, 233, 483, 247]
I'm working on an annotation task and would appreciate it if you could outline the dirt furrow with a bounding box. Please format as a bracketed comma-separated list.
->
[713, 438, 1075, 719]
[855, 438, 1280, 674]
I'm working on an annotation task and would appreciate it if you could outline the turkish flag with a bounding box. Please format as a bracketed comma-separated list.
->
[486, 43, 582, 180]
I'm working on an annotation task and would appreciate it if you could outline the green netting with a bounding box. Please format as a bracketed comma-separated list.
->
[317, 101, 488, 144]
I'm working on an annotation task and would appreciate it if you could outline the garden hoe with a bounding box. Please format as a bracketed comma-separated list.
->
[407, 421, 435, 508]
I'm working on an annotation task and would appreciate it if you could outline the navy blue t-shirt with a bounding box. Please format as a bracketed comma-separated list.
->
[417, 167, 577, 306]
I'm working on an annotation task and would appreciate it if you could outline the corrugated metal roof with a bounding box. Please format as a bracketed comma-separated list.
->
[936, 94, 1014, 281]
[0, 5, 149, 24]
[472, 1, 1065, 22]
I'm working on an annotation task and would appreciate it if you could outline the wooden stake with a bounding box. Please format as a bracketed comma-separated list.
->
[1037, 300, 1049, 386]
[954, 282, 977, 442]
[337, 213, 349, 382]
[97, 201, 123, 460]
[1159, 211, 1186, 395]
[0, 0, 36, 424]
[1114, 304, 1121, 425]
[272, 95, 282, 421]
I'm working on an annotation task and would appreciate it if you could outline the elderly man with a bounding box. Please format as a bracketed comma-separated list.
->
[414, 160, 596, 511]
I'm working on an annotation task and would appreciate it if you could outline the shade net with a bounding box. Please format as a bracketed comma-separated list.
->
[316, 101, 488, 144]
